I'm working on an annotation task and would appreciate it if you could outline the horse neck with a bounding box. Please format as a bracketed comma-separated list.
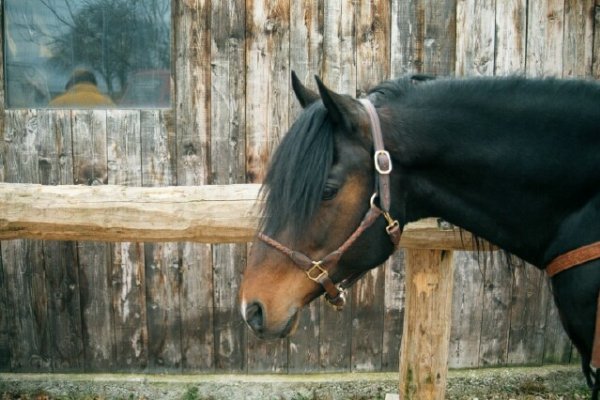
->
[386, 84, 600, 267]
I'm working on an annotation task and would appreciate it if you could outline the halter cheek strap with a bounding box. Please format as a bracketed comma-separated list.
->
[258, 98, 401, 311]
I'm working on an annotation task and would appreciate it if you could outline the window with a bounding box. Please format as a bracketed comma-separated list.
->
[4, 0, 171, 109]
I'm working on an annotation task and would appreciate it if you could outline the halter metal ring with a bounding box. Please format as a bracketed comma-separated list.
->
[385, 220, 400, 234]
[374, 150, 392, 174]
[306, 261, 328, 283]
[370, 192, 379, 209]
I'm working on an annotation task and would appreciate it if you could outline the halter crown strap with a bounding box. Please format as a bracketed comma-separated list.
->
[359, 99, 392, 213]
[360, 99, 401, 244]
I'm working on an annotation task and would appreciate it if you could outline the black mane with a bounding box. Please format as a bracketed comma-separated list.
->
[260, 101, 335, 239]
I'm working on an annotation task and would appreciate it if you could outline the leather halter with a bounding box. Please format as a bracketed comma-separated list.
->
[258, 98, 402, 311]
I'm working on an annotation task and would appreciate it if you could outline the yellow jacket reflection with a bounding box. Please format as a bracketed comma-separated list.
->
[49, 69, 115, 107]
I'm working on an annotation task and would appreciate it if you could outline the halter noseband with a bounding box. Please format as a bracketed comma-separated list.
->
[258, 98, 401, 311]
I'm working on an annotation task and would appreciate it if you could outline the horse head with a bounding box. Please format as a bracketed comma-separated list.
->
[239, 73, 401, 339]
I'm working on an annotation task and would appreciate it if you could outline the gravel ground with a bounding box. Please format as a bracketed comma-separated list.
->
[0, 365, 589, 400]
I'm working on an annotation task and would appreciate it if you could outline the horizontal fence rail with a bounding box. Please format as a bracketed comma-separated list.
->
[1, 182, 479, 249]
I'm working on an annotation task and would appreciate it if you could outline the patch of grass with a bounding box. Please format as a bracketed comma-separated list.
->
[180, 387, 199, 400]
[180, 386, 215, 400]
[518, 377, 547, 395]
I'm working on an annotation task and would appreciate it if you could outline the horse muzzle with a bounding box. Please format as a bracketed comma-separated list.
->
[241, 299, 300, 340]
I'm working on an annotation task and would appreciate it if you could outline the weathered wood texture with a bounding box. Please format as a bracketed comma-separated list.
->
[400, 249, 454, 400]
[1, 0, 598, 373]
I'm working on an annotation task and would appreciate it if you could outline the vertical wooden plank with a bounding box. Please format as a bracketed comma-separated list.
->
[245, 0, 290, 373]
[72, 110, 114, 371]
[356, 0, 390, 95]
[0, 253, 9, 370]
[391, 0, 457, 76]
[2, 111, 41, 183]
[451, 2, 495, 371]
[144, 241, 181, 371]
[507, 264, 546, 364]
[141, 111, 177, 188]
[72, 111, 108, 185]
[38, 110, 84, 371]
[174, 0, 214, 371]
[322, 0, 356, 93]
[447, 252, 483, 368]
[212, 244, 247, 371]
[351, 0, 390, 372]
[179, 242, 214, 371]
[1, 110, 50, 371]
[526, 0, 565, 77]
[0, 1, 9, 369]
[107, 111, 142, 186]
[455, 0, 495, 76]
[318, 0, 356, 372]
[289, 0, 323, 86]
[43, 240, 82, 371]
[478, 255, 512, 367]
[0, 0, 5, 183]
[1, 239, 48, 371]
[211, 0, 247, 372]
[495, 1, 527, 81]
[351, 270, 385, 372]
[174, 0, 212, 184]
[562, 0, 595, 77]
[142, 110, 182, 372]
[399, 249, 454, 400]
[287, 0, 323, 373]
[391, 0, 420, 75]
[245, 0, 291, 183]
[110, 241, 147, 370]
[107, 110, 148, 371]
[594, 1, 600, 78]
[382, 252, 406, 371]
[487, 2, 528, 367]
[542, 276, 572, 364]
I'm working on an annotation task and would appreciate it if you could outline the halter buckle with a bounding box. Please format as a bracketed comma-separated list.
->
[306, 261, 328, 283]
[374, 150, 392, 174]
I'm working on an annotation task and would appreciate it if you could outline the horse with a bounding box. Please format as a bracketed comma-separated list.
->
[238, 72, 600, 397]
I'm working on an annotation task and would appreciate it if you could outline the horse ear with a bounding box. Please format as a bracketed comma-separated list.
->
[314, 75, 361, 132]
[291, 71, 319, 108]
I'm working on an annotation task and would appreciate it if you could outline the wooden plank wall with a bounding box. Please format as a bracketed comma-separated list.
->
[0, 0, 598, 373]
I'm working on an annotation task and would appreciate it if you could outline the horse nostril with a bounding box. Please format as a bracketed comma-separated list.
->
[245, 301, 265, 333]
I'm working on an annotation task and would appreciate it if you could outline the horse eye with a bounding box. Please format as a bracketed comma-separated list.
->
[322, 185, 338, 201]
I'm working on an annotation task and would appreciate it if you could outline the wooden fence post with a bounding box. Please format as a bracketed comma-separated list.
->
[399, 249, 455, 400]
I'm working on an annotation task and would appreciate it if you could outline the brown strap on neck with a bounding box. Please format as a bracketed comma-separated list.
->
[546, 241, 600, 278]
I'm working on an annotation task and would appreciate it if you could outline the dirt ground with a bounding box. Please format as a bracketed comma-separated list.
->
[0, 365, 589, 400]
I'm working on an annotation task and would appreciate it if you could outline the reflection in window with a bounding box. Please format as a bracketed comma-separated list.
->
[4, 0, 171, 108]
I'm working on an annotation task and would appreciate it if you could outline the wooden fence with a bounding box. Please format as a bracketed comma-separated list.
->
[1, 0, 599, 374]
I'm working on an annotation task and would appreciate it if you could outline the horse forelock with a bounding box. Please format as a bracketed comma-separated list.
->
[260, 102, 335, 241]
